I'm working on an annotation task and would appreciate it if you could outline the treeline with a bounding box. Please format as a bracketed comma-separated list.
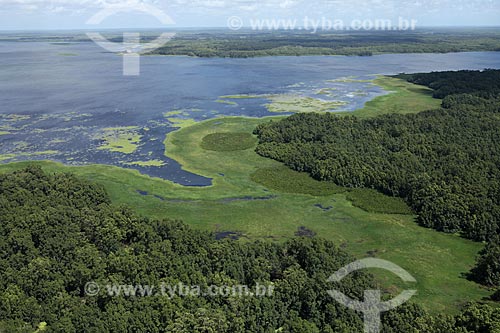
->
[254, 70, 500, 288]
[396, 70, 500, 99]
[150, 30, 500, 58]
[1, 166, 498, 331]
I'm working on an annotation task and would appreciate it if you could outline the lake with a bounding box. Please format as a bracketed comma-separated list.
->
[1, 41, 500, 185]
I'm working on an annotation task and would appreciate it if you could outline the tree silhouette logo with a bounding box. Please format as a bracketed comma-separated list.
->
[327, 258, 417, 333]
[86, 2, 176, 76]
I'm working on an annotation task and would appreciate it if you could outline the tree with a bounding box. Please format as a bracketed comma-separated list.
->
[470, 237, 500, 287]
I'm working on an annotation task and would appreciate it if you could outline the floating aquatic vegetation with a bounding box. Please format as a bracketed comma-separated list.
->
[96, 127, 142, 154]
[265, 95, 347, 113]
[215, 99, 238, 105]
[124, 160, 166, 167]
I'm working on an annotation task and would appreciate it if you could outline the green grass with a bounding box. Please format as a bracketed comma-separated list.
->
[251, 166, 345, 196]
[201, 132, 257, 151]
[346, 188, 413, 215]
[0, 77, 491, 313]
[165, 117, 198, 129]
[350, 76, 443, 118]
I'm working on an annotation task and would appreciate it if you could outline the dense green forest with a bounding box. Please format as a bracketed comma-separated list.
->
[396, 70, 500, 99]
[150, 29, 500, 57]
[254, 70, 500, 289]
[0, 166, 498, 332]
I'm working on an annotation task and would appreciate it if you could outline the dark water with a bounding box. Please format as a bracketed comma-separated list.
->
[1, 41, 500, 185]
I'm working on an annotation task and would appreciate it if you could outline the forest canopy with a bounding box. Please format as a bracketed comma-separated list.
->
[0, 166, 385, 332]
[149, 29, 500, 58]
[254, 70, 500, 288]
[0, 166, 498, 332]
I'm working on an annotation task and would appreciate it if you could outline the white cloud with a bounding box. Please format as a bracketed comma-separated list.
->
[0, 0, 498, 18]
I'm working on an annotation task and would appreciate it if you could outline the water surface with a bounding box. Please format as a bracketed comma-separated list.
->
[1, 41, 499, 185]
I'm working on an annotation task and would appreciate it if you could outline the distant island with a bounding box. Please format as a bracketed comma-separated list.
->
[149, 28, 500, 57]
[3, 28, 500, 58]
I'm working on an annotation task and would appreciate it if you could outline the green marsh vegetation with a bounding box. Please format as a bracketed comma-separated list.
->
[351, 76, 442, 118]
[123, 160, 166, 167]
[0, 75, 496, 316]
[250, 166, 344, 196]
[220, 93, 348, 113]
[201, 132, 257, 151]
[215, 99, 238, 105]
[265, 95, 347, 113]
[1, 166, 497, 331]
[0, 151, 59, 162]
[255, 69, 500, 293]
[96, 126, 142, 154]
[345, 188, 412, 215]
[0, 166, 374, 332]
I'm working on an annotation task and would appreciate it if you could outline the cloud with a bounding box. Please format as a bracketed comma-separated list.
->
[0, 0, 498, 16]
[0, 0, 157, 14]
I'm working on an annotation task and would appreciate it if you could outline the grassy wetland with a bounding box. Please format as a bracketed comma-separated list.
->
[0, 76, 491, 314]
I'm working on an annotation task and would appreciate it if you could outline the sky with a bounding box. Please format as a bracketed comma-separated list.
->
[0, 0, 499, 30]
